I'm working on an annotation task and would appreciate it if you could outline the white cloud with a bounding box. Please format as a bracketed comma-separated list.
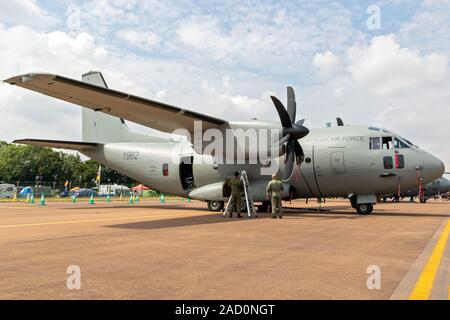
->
[398, 0, 450, 54]
[312, 51, 342, 78]
[0, 0, 59, 28]
[116, 29, 161, 50]
[173, 3, 363, 70]
[347, 35, 448, 95]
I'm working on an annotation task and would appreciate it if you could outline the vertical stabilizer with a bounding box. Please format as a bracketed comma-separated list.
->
[81, 71, 129, 143]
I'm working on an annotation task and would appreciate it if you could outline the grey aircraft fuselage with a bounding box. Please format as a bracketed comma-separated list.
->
[81, 124, 444, 205]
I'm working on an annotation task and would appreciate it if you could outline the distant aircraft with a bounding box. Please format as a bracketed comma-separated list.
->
[4, 71, 445, 214]
[382, 175, 450, 203]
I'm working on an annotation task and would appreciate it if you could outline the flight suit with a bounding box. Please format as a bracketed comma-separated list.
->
[228, 177, 243, 217]
[266, 180, 284, 218]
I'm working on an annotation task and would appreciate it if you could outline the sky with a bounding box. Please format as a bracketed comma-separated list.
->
[0, 0, 449, 169]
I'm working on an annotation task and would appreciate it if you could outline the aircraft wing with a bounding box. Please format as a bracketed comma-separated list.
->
[4, 73, 227, 133]
[13, 139, 99, 151]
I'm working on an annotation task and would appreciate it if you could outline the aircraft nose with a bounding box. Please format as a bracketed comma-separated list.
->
[421, 152, 445, 184]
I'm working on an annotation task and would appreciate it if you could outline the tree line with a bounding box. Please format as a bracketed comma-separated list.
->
[0, 141, 135, 188]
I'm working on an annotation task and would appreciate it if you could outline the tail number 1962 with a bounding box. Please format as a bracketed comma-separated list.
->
[123, 151, 139, 160]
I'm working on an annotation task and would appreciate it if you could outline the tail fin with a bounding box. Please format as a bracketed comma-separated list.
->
[81, 71, 129, 143]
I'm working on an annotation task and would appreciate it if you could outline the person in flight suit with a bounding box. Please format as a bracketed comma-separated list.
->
[266, 173, 284, 219]
[227, 171, 243, 218]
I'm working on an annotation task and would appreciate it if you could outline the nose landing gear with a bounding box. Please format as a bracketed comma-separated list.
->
[356, 203, 373, 215]
[350, 195, 375, 215]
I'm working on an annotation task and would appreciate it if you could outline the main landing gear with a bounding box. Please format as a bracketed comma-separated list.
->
[207, 200, 247, 212]
[207, 200, 224, 211]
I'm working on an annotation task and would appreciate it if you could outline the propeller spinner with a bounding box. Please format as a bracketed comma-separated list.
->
[270, 87, 309, 181]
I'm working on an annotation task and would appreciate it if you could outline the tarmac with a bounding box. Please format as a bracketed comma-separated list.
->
[0, 199, 448, 300]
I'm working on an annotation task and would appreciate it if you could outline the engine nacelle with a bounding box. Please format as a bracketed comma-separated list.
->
[188, 180, 290, 202]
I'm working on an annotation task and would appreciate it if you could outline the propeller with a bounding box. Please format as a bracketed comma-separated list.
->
[270, 86, 309, 181]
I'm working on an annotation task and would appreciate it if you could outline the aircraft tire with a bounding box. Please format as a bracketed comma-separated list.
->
[356, 203, 373, 215]
[419, 198, 427, 204]
[207, 200, 224, 212]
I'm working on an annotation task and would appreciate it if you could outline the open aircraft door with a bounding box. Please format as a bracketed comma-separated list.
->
[179, 154, 195, 191]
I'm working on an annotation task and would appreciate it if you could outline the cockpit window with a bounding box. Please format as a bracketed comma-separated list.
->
[369, 137, 381, 150]
[382, 137, 393, 149]
[394, 137, 410, 149]
[403, 137, 419, 148]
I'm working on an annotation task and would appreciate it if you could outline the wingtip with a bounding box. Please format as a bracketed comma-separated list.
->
[3, 77, 16, 84]
[3, 73, 54, 85]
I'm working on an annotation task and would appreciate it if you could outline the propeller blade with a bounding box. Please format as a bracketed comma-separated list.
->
[270, 96, 292, 128]
[294, 140, 304, 165]
[283, 140, 295, 181]
[268, 134, 290, 157]
[277, 133, 291, 146]
[287, 86, 296, 124]
[336, 117, 344, 126]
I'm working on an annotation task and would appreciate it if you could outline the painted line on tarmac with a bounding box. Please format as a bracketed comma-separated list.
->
[0, 212, 206, 229]
[390, 219, 449, 300]
[0, 206, 32, 209]
[409, 219, 450, 300]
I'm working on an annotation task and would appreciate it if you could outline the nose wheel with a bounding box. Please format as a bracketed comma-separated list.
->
[356, 203, 373, 215]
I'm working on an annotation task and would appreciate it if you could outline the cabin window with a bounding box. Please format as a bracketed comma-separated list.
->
[162, 163, 169, 176]
[6, 187, 13, 192]
[369, 137, 381, 150]
[382, 137, 393, 149]
[305, 157, 312, 164]
[383, 156, 393, 169]
[396, 154, 405, 169]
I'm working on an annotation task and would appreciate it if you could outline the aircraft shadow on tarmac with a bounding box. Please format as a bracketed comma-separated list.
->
[105, 207, 363, 230]
[77, 204, 450, 230]
[106, 213, 255, 230]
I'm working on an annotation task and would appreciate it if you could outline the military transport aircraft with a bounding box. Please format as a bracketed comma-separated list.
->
[4, 72, 445, 214]
[382, 174, 450, 203]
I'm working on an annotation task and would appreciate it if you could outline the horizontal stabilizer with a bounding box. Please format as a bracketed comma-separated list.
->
[13, 139, 99, 151]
